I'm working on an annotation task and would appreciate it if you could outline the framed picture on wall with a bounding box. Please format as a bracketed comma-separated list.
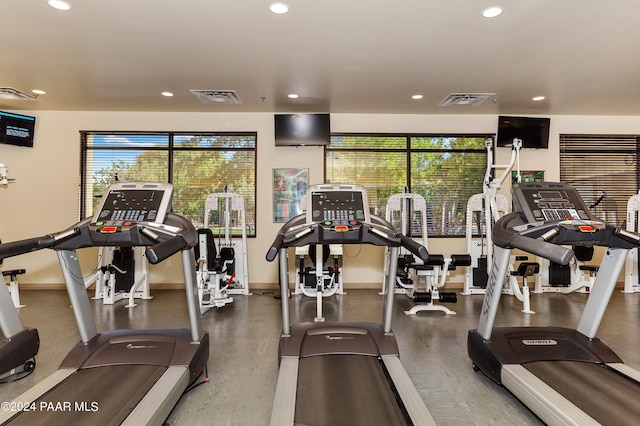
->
[273, 168, 309, 222]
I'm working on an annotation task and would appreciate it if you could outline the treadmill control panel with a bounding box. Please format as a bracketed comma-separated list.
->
[307, 185, 369, 227]
[512, 182, 594, 223]
[91, 182, 174, 235]
[303, 184, 371, 242]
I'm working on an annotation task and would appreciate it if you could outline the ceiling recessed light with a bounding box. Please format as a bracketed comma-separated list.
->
[482, 6, 503, 18]
[411, 95, 423, 100]
[161, 91, 174, 97]
[48, 0, 71, 11]
[287, 93, 299, 99]
[32, 89, 46, 95]
[532, 96, 545, 101]
[270, 2, 289, 14]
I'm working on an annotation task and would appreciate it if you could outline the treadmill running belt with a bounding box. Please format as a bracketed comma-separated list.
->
[6, 364, 167, 426]
[295, 354, 409, 426]
[525, 360, 640, 426]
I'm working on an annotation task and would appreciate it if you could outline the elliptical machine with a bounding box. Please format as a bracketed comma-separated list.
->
[462, 138, 535, 313]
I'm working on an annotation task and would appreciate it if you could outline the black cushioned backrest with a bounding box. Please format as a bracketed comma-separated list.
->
[573, 245, 594, 262]
[195, 229, 216, 270]
[308, 244, 330, 266]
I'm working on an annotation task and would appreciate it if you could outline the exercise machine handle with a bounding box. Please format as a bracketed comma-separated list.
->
[266, 234, 284, 262]
[397, 233, 429, 262]
[145, 235, 189, 265]
[0, 228, 80, 261]
[615, 228, 640, 245]
[509, 234, 574, 265]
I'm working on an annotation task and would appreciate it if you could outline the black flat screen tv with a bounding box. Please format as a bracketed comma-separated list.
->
[0, 111, 36, 148]
[275, 113, 330, 146]
[496, 115, 550, 149]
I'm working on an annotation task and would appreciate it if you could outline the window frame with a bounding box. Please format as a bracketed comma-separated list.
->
[79, 130, 258, 236]
[559, 134, 640, 228]
[325, 133, 490, 237]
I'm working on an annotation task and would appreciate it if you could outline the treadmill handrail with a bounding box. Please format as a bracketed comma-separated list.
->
[489, 212, 574, 265]
[265, 214, 429, 262]
[146, 235, 189, 264]
[0, 228, 80, 261]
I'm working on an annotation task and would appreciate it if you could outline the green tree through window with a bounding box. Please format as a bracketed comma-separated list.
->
[326, 134, 488, 237]
[80, 132, 257, 236]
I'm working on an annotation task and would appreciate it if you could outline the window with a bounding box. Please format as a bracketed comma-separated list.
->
[560, 135, 640, 228]
[80, 131, 257, 235]
[325, 134, 488, 236]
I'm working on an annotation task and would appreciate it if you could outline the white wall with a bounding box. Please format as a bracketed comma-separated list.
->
[1, 111, 639, 288]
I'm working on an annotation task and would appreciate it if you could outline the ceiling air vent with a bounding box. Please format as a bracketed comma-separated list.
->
[190, 90, 243, 104]
[0, 87, 39, 101]
[438, 93, 494, 107]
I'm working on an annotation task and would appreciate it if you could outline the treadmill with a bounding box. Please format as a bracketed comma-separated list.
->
[0, 182, 208, 425]
[266, 183, 436, 426]
[468, 182, 640, 426]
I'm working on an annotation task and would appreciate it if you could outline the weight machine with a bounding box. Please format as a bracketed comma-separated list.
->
[294, 244, 344, 322]
[3, 268, 26, 308]
[462, 139, 534, 313]
[534, 246, 598, 294]
[195, 228, 234, 313]
[382, 191, 469, 315]
[195, 190, 250, 313]
[0, 163, 25, 308]
[624, 192, 640, 292]
[0, 163, 15, 188]
[84, 246, 151, 307]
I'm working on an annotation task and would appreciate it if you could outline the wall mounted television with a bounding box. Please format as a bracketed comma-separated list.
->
[0, 111, 36, 148]
[274, 113, 331, 146]
[496, 115, 550, 149]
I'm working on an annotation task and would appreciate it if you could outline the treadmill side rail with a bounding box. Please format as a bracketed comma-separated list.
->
[381, 355, 437, 426]
[608, 362, 640, 383]
[270, 357, 298, 426]
[122, 366, 190, 426]
[0, 368, 77, 424]
[502, 365, 599, 426]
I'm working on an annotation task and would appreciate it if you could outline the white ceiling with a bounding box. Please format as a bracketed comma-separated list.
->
[2, 0, 640, 115]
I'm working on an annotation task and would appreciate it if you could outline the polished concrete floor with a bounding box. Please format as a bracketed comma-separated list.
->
[1, 287, 639, 425]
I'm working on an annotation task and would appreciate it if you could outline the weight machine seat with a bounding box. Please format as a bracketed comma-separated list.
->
[574, 245, 595, 262]
[574, 245, 598, 275]
[412, 253, 471, 271]
[195, 228, 225, 272]
[415, 254, 445, 268]
[510, 262, 540, 277]
[579, 265, 599, 274]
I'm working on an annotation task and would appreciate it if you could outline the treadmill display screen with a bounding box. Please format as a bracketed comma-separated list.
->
[309, 191, 366, 225]
[512, 182, 594, 223]
[96, 189, 166, 224]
